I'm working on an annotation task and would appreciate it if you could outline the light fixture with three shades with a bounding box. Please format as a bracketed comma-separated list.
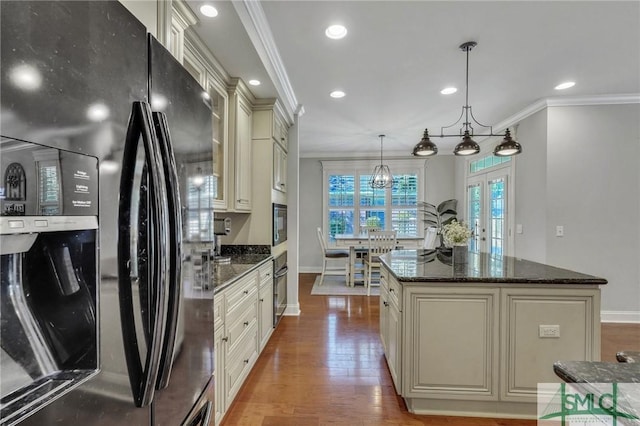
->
[412, 41, 522, 157]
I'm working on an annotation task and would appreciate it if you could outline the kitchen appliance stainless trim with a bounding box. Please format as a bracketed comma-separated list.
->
[272, 203, 287, 246]
[273, 252, 287, 327]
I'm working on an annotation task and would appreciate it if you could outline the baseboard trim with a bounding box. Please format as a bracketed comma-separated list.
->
[284, 303, 301, 316]
[299, 267, 321, 274]
[601, 311, 640, 323]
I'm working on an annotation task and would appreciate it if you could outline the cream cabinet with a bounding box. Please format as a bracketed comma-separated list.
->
[252, 101, 290, 199]
[214, 260, 273, 425]
[228, 79, 254, 212]
[273, 142, 287, 194]
[380, 263, 601, 418]
[257, 262, 274, 351]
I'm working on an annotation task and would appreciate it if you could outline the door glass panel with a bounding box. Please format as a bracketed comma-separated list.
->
[467, 183, 482, 253]
[488, 177, 506, 256]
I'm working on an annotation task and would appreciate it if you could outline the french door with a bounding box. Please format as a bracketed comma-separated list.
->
[467, 168, 512, 256]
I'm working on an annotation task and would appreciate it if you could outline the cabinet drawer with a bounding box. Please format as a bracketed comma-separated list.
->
[226, 298, 258, 355]
[226, 272, 257, 315]
[258, 262, 273, 288]
[384, 272, 402, 308]
[226, 325, 258, 402]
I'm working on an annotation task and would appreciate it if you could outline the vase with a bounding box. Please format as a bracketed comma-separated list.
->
[452, 244, 468, 268]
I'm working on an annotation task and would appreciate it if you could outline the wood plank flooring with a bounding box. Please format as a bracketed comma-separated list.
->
[221, 273, 640, 425]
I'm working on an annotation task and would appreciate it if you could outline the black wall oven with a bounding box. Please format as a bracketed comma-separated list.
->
[273, 252, 287, 327]
[272, 203, 287, 246]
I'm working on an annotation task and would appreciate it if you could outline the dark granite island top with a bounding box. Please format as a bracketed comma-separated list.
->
[380, 249, 607, 285]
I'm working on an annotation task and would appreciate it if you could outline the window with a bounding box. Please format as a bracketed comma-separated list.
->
[185, 164, 216, 241]
[323, 160, 425, 240]
[470, 154, 510, 174]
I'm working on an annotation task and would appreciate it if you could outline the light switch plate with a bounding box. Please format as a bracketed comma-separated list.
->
[556, 225, 564, 237]
[516, 224, 523, 234]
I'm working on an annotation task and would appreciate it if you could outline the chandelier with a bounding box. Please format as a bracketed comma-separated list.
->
[412, 41, 522, 157]
[369, 134, 394, 189]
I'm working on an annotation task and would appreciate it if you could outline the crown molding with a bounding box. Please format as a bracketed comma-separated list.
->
[492, 93, 640, 134]
[232, 1, 299, 125]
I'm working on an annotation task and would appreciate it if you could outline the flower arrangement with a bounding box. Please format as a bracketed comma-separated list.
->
[442, 220, 473, 246]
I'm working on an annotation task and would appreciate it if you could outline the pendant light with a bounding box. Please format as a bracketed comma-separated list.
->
[412, 129, 438, 156]
[369, 134, 394, 189]
[412, 41, 522, 157]
[493, 128, 522, 156]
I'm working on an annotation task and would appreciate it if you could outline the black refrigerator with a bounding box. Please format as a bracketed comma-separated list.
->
[0, 1, 215, 425]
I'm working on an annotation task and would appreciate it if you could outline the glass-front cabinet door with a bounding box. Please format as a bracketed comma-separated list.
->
[182, 46, 229, 211]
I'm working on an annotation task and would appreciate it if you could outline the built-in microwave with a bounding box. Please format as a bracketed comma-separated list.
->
[272, 203, 287, 246]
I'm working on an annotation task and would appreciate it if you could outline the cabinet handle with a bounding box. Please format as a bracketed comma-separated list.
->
[383, 301, 389, 307]
[243, 290, 249, 295]
[243, 321, 249, 326]
[260, 298, 264, 302]
[222, 337, 228, 342]
[389, 288, 394, 293]
[281, 183, 285, 187]
[237, 198, 249, 203]
[244, 359, 249, 364]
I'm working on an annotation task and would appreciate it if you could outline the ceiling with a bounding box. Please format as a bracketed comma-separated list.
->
[185, 1, 640, 157]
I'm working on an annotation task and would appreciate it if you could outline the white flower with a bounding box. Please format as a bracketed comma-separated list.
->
[442, 220, 472, 246]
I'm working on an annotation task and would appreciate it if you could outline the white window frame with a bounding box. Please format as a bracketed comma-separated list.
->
[321, 159, 427, 241]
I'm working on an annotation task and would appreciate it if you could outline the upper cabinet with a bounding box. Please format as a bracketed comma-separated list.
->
[228, 79, 254, 212]
[182, 40, 230, 211]
[253, 101, 290, 199]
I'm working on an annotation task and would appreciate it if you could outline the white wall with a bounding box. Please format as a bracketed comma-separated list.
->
[299, 156, 457, 271]
[545, 104, 640, 314]
[513, 109, 548, 262]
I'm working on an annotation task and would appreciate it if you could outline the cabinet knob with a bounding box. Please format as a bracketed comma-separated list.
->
[222, 336, 229, 342]
[260, 298, 264, 302]
[243, 290, 249, 295]
[383, 301, 389, 307]
[389, 288, 395, 293]
[243, 321, 249, 326]
[244, 359, 249, 364]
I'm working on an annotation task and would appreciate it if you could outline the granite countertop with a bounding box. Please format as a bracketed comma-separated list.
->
[554, 361, 640, 383]
[553, 361, 640, 422]
[379, 249, 607, 285]
[209, 254, 272, 294]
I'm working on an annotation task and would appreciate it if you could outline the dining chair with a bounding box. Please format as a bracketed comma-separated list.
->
[316, 227, 350, 286]
[364, 230, 397, 296]
[423, 227, 438, 249]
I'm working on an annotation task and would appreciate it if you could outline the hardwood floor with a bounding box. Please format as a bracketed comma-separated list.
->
[221, 273, 640, 425]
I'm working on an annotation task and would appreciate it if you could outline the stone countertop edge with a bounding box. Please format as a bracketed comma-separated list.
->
[379, 250, 608, 285]
[553, 361, 640, 383]
[211, 255, 273, 295]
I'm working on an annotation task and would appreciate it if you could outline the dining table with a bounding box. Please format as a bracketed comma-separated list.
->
[333, 233, 425, 287]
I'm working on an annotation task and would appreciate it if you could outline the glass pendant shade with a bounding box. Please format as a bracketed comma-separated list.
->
[454, 130, 480, 156]
[412, 129, 438, 156]
[493, 128, 522, 156]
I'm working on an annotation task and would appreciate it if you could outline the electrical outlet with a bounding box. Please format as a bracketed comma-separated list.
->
[539, 325, 560, 338]
[556, 225, 564, 237]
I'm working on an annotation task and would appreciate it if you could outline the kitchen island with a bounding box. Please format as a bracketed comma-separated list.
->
[378, 249, 606, 419]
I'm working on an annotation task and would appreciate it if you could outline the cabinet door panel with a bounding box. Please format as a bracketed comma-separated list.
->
[404, 287, 499, 400]
[500, 289, 598, 401]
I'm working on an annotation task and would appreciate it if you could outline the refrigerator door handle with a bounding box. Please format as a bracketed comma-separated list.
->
[152, 111, 183, 389]
[118, 101, 168, 407]
[184, 401, 213, 426]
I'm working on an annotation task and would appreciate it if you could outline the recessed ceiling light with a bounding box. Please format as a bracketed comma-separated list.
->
[9, 64, 42, 91]
[325, 24, 347, 40]
[200, 4, 218, 18]
[248, 79, 261, 86]
[330, 90, 346, 98]
[555, 81, 576, 90]
[86, 102, 110, 122]
[440, 87, 457, 95]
